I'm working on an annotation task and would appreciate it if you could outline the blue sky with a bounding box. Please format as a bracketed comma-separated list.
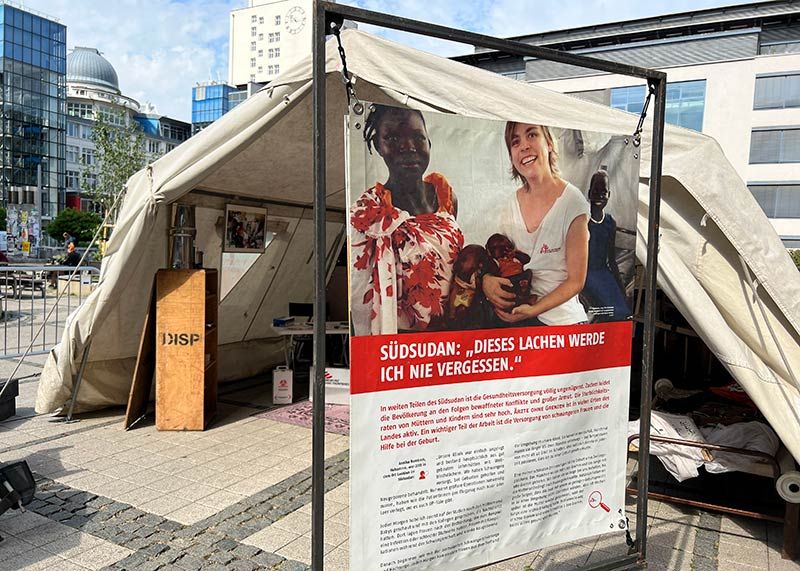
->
[33, 0, 758, 122]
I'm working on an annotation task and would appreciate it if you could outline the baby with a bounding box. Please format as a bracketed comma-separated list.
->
[485, 233, 532, 307]
[443, 234, 533, 329]
[444, 244, 492, 329]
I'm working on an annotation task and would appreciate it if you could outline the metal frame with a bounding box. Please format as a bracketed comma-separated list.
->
[311, 1, 666, 569]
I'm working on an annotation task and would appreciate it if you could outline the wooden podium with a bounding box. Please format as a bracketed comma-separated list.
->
[155, 269, 218, 430]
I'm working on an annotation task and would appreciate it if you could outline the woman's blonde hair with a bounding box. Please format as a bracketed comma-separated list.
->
[503, 122, 560, 184]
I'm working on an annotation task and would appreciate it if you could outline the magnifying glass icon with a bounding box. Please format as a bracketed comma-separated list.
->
[588, 490, 610, 512]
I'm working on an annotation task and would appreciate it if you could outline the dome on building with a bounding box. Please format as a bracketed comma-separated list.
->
[67, 47, 120, 94]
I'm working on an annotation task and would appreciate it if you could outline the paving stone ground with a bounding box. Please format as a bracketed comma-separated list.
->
[0, 354, 797, 570]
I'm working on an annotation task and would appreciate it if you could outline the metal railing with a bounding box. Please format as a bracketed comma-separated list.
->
[0, 265, 100, 358]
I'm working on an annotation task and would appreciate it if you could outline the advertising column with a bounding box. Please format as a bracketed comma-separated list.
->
[347, 104, 639, 570]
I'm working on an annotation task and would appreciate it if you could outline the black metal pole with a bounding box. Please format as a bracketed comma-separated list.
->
[635, 76, 666, 563]
[311, 1, 327, 569]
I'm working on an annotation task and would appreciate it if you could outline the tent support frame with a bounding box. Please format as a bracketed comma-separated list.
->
[312, 1, 666, 569]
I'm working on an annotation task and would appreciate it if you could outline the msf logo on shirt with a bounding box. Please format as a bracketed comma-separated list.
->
[160, 332, 201, 346]
[539, 243, 562, 254]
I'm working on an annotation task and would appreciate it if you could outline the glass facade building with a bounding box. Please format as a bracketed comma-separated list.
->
[192, 82, 234, 133]
[0, 4, 67, 218]
[610, 80, 707, 132]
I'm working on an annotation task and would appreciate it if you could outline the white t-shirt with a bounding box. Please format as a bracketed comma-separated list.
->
[498, 182, 589, 325]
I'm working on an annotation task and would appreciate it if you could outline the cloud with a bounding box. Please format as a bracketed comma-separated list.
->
[35, 0, 239, 122]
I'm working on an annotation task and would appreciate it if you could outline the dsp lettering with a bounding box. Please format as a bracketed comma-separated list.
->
[160, 332, 201, 346]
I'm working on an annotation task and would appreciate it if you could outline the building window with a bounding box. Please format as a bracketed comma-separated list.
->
[80, 125, 94, 140]
[250, 58, 256, 68]
[81, 147, 95, 166]
[611, 85, 646, 114]
[162, 123, 188, 141]
[275, 15, 281, 26]
[98, 106, 126, 126]
[251, 15, 257, 23]
[67, 122, 79, 137]
[268, 48, 274, 58]
[258, 66, 263, 73]
[268, 65, 274, 75]
[259, 16, 264, 24]
[611, 80, 705, 132]
[66, 170, 80, 189]
[275, 47, 280, 58]
[275, 31, 280, 42]
[84, 173, 98, 190]
[258, 33, 264, 40]
[67, 102, 94, 119]
[754, 74, 800, 110]
[146, 140, 161, 154]
[258, 49, 263, 57]
[748, 184, 800, 218]
[275, 64, 279, 74]
[251, 41, 256, 51]
[250, 74, 256, 82]
[66, 145, 79, 163]
[750, 128, 800, 164]
[251, 26, 257, 37]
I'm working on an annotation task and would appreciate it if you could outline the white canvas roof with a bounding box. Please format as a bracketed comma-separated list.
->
[36, 30, 800, 463]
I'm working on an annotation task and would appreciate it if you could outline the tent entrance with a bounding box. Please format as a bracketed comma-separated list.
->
[628, 286, 799, 559]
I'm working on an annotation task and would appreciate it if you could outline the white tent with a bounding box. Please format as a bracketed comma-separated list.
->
[36, 30, 800, 463]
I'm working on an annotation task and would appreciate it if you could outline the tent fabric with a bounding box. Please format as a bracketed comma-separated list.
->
[36, 30, 800, 464]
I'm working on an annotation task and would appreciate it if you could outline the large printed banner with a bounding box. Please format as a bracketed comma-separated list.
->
[346, 103, 639, 570]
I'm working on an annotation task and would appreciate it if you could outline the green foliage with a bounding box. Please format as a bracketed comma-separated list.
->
[81, 111, 146, 218]
[791, 249, 800, 271]
[0, 207, 6, 230]
[46, 208, 102, 244]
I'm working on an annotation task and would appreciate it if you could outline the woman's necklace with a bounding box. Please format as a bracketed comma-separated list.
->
[590, 212, 605, 224]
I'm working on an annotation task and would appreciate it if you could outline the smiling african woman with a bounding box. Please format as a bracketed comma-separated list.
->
[350, 105, 463, 336]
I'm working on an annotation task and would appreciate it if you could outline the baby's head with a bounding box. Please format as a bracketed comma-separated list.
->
[486, 233, 515, 259]
[453, 245, 490, 281]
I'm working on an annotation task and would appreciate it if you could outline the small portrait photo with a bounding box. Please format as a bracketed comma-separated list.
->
[224, 204, 268, 253]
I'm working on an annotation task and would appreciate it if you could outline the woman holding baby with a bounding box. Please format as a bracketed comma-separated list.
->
[483, 122, 590, 326]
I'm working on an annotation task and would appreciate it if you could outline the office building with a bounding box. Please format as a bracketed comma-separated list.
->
[456, 1, 800, 247]
[67, 47, 189, 212]
[228, 0, 311, 87]
[0, 3, 66, 226]
[191, 81, 247, 134]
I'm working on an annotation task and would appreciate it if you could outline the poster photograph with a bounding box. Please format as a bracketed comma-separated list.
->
[346, 103, 639, 570]
[223, 204, 268, 253]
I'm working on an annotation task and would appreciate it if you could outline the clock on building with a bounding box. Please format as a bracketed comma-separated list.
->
[285, 6, 306, 34]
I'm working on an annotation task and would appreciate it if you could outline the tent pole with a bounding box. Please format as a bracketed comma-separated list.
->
[64, 341, 91, 424]
[635, 76, 666, 562]
[311, 2, 328, 570]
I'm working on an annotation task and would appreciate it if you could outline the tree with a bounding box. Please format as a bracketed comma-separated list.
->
[791, 249, 800, 271]
[0, 207, 6, 230]
[46, 208, 102, 245]
[81, 111, 146, 220]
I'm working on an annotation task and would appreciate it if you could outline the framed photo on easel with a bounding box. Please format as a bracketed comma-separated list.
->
[224, 204, 268, 253]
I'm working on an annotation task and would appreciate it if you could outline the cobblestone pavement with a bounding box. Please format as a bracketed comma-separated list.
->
[18, 450, 348, 571]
